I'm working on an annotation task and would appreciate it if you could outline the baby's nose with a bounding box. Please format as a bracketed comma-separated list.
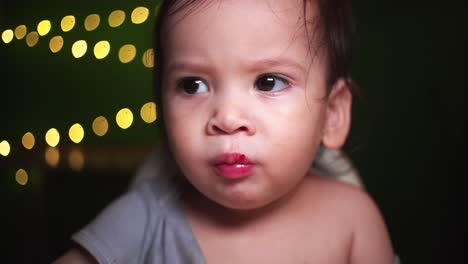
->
[206, 97, 255, 136]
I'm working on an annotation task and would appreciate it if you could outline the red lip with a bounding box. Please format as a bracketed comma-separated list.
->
[213, 153, 254, 179]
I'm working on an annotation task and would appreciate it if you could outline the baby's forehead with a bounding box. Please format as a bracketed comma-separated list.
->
[164, 0, 317, 32]
[163, 0, 321, 57]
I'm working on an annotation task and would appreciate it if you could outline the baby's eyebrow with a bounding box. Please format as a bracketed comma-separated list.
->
[165, 60, 213, 75]
[244, 57, 305, 74]
[165, 57, 305, 75]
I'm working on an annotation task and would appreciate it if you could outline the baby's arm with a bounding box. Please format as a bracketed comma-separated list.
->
[52, 247, 98, 264]
[348, 187, 395, 264]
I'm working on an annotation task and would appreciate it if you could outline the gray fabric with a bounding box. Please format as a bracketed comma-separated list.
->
[72, 176, 204, 264]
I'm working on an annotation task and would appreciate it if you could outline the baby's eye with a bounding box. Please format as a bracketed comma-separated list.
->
[255, 75, 289, 92]
[178, 77, 208, 94]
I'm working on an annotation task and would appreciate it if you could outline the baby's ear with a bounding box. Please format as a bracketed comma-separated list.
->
[322, 78, 352, 149]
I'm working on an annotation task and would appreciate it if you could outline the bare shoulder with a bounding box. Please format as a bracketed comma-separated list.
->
[302, 175, 377, 211]
[303, 176, 395, 264]
[52, 247, 98, 264]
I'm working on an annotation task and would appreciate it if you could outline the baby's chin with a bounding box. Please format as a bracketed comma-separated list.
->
[208, 187, 294, 217]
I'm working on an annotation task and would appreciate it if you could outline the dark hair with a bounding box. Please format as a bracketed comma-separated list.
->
[153, 0, 356, 111]
[152, 0, 357, 152]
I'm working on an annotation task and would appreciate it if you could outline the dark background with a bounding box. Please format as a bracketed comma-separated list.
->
[1, 1, 465, 263]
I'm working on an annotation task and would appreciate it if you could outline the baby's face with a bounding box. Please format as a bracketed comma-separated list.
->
[162, 0, 331, 209]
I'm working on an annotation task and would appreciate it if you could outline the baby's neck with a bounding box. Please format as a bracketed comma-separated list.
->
[180, 179, 306, 230]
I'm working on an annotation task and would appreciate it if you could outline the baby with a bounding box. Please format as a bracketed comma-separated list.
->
[55, 0, 397, 263]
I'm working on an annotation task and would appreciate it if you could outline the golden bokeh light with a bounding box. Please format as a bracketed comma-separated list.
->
[142, 48, 154, 68]
[15, 25, 27, 39]
[61, 15, 76, 32]
[22, 132, 35, 150]
[118, 44, 136, 63]
[1, 29, 14, 44]
[72, 40, 88, 58]
[45, 147, 60, 168]
[94, 40, 111, 59]
[131, 7, 149, 24]
[140, 102, 157, 123]
[92, 116, 109, 136]
[69, 123, 84, 144]
[45, 128, 60, 147]
[49, 36, 64, 53]
[15, 169, 28, 186]
[85, 14, 100, 31]
[0, 140, 11, 156]
[69, 148, 85, 171]
[25, 31, 39, 47]
[37, 20, 51, 36]
[108, 10, 126, 27]
[116, 108, 134, 129]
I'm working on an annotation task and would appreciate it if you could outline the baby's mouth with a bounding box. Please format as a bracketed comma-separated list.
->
[212, 153, 254, 179]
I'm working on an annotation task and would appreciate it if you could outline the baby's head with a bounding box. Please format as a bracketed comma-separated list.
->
[152, 0, 355, 210]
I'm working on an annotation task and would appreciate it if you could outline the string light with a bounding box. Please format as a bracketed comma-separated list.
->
[116, 108, 134, 129]
[69, 123, 85, 144]
[84, 14, 101, 31]
[118, 44, 136, 63]
[140, 102, 157, 123]
[93, 40, 111, 59]
[22, 132, 35, 150]
[108, 10, 126, 27]
[92, 116, 109, 136]
[1, 6, 157, 67]
[15, 169, 29, 186]
[45, 128, 60, 147]
[1, 29, 14, 43]
[37, 20, 51, 36]
[61, 15, 76, 32]
[1, 5, 161, 178]
[15, 25, 27, 39]
[49, 36, 64, 53]
[25, 31, 39, 47]
[142, 48, 154, 68]
[71, 40, 88, 58]
[0, 140, 11, 156]
[131, 7, 149, 24]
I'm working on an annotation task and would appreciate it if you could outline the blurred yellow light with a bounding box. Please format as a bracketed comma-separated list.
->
[49, 36, 64, 53]
[108, 10, 126, 28]
[1, 29, 13, 44]
[85, 14, 100, 31]
[116, 108, 133, 129]
[45, 128, 60, 147]
[142, 48, 154, 68]
[94, 40, 111, 59]
[72, 40, 88, 58]
[69, 148, 85, 171]
[118, 44, 136, 63]
[45, 147, 60, 168]
[37, 20, 51, 36]
[92, 116, 109, 136]
[25, 31, 39, 47]
[15, 169, 28, 186]
[69, 123, 84, 144]
[0, 140, 11, 156]
[15, 25, 27, 39]
[140, 102, 157, 123]
[61, 15, 76, 32]
[131, 7, 149, 24]
[22, 132, 35, 150]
